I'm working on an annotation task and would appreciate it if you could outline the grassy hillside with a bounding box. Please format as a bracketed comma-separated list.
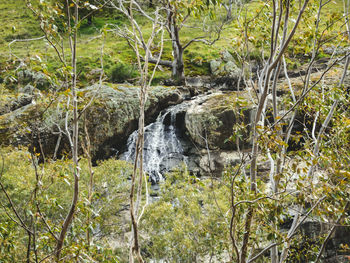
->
[0, 0, 41, 44]
[0, 0, 346, 85]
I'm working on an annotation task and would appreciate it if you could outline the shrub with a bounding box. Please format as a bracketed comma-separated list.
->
[107, 62, 138, 83]
[0, 147, 133, 261]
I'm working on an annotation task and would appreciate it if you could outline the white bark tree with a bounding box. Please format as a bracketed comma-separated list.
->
[107, 0, 224, 83]
[228, 0, 350, 262]
[110, 0, 165, 262]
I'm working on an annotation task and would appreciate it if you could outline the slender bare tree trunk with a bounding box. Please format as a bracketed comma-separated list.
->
[56, 2, 80, 260]
[125, 2, 164, 262]
[241, 2, 310, 263]
[82, 112, 94, 249]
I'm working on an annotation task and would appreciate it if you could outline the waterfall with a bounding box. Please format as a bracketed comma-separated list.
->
[121, 103, 188, 184]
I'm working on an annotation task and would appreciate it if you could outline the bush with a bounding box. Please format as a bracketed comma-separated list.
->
[0, 147, 133, 262]
[107, 62, 138, 83]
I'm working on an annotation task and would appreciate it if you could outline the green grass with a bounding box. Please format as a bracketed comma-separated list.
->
[0, 0, 41, 46]
[0, 0, 235, 83]
[0, 0, 346, 85]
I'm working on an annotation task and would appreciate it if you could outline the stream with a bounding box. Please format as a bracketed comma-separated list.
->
[120, 101, 190, 184]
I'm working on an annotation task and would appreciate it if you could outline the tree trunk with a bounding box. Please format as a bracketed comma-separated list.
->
[171, 46, 184, 83]
[225, 0, 233, 21]
[167, 6, 185, 84]
[56, 2, 80, 260]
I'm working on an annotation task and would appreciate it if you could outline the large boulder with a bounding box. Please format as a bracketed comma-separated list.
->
[0, 84, 186, 160]
[84, 84, 184, 159]
[186, 149, 242, 176]
[221, 49, 235, 63]
[224, 61, 241, 78]
[209, 49, 242, 78]
[210, 60, 222, 76]
[185, 92, 255, 150]
[17, 69, 51, 90]
[0, 103, 42, 145]
[0, 93, 33, 115]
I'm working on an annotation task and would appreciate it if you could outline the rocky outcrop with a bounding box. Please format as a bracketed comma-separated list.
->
[0, 93, 33, 115]
[16, 69, 52, 90]
[185, 75, 247, 92]
[185, 92, 255, 151]
[0, 84, 187, 160]
[84, 84, 185, 159]
[125, 90, 258, 177]
[0, 102, 43, 145]
[185, 149, 242, 176]
[210, 50, 242, 78]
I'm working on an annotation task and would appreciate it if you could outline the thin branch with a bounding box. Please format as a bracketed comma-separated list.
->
[315, 201, 350, 263]
[248, 243, 279, 263]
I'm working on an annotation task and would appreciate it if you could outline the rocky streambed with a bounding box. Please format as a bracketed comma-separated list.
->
[0, 72, 257, 176]
[1, 66, 350, 261]
[0, 65, 347, 176]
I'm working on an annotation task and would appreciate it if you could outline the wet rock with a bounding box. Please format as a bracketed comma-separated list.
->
[120, 101, 189, 183]
[80, 85, 185, 160]
[159, 153, 186, 174]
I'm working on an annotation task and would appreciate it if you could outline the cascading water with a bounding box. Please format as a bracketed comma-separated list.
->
[120, 102, 188, 184]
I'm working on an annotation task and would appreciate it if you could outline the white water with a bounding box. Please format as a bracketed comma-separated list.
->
[121, 103, 188, 183]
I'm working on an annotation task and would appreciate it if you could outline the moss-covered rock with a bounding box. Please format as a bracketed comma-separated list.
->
[185, 92, 255, 150]
[83, 84, 184, 159]
[0, 83, 185, 160]
[17, 69, 51, 90]
[0, 93, 32, 115]
[0, 103, 46, 147]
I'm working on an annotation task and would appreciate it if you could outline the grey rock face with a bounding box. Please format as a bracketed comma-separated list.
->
[0, 84, 186, 161]
[210, 50, 243, 80]
[118, 90, 254, 177]
[186, 149, 242, 176]
[210, 59, 222, 75]
[0, 93, 33, 115]
[221, 49, 234, 62]
[70, 85, 185, 159]
[224, 61, 242, 78]
[17, 69, 51, 90]
[19, 84, 35, 95]
[185, 92, 255, 151]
